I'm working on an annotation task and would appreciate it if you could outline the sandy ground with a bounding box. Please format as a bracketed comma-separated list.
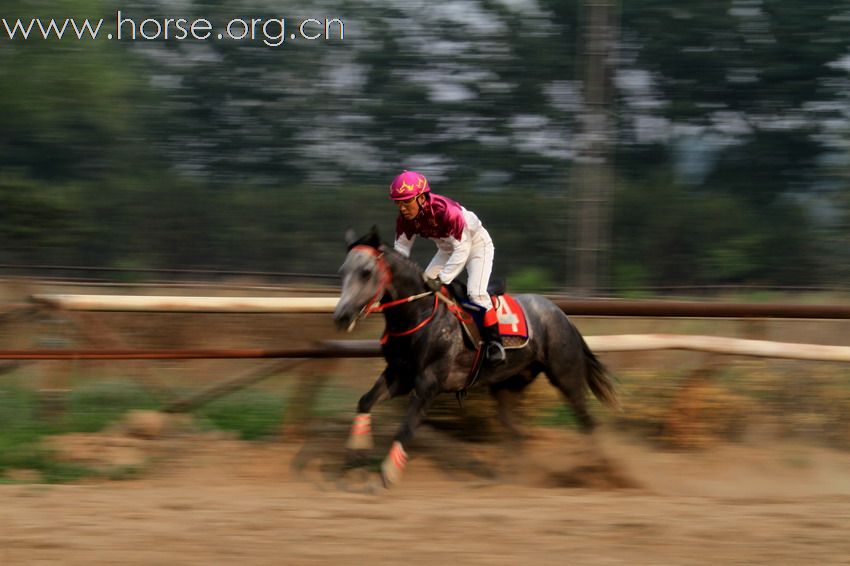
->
[2, 283, 849, 564]
[2, 422, 850, 566]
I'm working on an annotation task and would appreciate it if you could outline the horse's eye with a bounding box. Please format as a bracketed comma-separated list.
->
[359, 268, 371, 280]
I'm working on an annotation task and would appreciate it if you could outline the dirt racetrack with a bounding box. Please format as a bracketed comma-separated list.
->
[2, 421, 850, 565]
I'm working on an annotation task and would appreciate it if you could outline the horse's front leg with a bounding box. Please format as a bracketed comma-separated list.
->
[381, 374, 440, 487]
[347, 368, 410, 451]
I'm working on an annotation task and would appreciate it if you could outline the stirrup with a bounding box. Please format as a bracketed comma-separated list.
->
[486, 341, 506, 364]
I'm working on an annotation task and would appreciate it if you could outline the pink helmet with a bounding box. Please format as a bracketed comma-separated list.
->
[389, 170, 430, 201]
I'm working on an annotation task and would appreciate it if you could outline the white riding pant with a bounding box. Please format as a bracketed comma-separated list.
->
[425, 238, 495, 312]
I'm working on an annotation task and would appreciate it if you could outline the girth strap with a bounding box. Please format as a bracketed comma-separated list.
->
[455, 344, 484, 408]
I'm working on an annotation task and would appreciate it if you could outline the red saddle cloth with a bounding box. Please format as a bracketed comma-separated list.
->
[492, 294, 529, 339]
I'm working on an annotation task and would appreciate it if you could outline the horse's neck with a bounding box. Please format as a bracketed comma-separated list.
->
[381, 253, 432, 327]
[383, 251, 424, 295]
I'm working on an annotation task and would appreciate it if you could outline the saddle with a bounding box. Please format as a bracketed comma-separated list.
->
[440, 279, 531, 405]
[442, 279, 530, 350]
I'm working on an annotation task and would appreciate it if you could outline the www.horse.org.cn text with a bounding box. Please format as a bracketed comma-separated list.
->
[1, 12, 345, 47]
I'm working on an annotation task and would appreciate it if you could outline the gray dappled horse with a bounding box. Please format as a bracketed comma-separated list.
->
[333, 228, 618, 486]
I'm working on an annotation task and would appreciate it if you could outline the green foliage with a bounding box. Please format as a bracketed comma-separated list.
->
[308, 384, 361, 419]
[66, 380, 160, 433]
[0, 174, 83, 262]
[535, 404, 579, 429]
[0, 380, 292, 481]
[611, 262, 652, 296]
[509, 267, 557, 293]
[0, 0, 149, 182]
[197, 389, 286, 440]
[0, 0, 847, 290]
[0, 380, 160, 482]
[0, 387, 47, 444]
[0, 386, 96, 482]
[613, 174, 818, 287]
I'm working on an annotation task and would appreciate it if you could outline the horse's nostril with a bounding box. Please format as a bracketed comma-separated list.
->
[333, 313, 351, 330]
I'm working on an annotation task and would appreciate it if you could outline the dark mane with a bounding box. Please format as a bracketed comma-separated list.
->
[380, 245, 424, 277]
[346, 225, 424, 279]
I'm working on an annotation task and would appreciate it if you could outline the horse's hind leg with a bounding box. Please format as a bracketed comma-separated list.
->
[543, 364, 596, 434]
[490, 370, 539, 441]
[347, 368, 411, 451]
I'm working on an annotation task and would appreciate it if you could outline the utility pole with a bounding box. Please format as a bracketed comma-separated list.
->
[571, 0, 619, 295]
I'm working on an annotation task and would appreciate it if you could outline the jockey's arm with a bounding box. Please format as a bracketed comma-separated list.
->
[436, 229, 472, 284]
[394, 233, 415, 257]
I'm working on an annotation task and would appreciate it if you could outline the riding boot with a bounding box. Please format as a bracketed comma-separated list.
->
[481, 321, 506, 365]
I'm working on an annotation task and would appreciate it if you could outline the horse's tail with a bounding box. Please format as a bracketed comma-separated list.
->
[578, 331, 620, 410]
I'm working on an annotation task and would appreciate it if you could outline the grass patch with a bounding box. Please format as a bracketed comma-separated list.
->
[196, 389, 287, 440]
[0, 386, 101, 482]
[310, 384, 361, 419]
[0, 380, 164, 483]
[0, 387, 53, 473]
[535, 404, 579, 428]
[191, 381, 359, 439]
[66, 379, 161, 433]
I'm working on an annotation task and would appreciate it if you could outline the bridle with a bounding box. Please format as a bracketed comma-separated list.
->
[348, 245, 438, 340]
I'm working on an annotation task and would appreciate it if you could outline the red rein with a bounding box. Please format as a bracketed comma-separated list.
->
[350, 245, 440, 343]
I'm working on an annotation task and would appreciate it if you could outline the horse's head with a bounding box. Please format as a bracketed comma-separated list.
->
[333, 227, 391, 332]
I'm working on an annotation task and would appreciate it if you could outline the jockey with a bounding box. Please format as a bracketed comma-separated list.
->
[389, 170, 506, 365]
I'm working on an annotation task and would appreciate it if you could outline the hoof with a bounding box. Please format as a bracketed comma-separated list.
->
[380, 441, 407, 487]
[346, 434, 374, 451]
[346, 413, 374, 451]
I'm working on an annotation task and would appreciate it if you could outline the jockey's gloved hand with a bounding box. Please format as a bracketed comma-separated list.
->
[424, 276, 443, 292]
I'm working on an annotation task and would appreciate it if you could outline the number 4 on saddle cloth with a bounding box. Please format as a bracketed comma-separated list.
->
[443, 279, 531, 350]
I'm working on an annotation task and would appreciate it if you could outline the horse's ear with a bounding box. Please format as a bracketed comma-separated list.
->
[367, 225, 382, 248]
[344, 228, 357, 247]
[346, 226, 382, 251]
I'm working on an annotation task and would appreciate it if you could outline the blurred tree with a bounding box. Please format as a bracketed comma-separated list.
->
[0, 0, 847, 290]
[612, 0, 850, 287]
[0, 174, 79, 262]
[0, 0, 175, 269]
[0, 0, 150, 181]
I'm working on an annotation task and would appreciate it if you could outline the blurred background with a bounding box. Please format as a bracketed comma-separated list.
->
[1, 0, 850, 489]
[1, 0, 848, 294]
[2, 8, 850, 565]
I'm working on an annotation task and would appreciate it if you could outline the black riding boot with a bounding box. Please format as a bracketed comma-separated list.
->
[482, 322, 506, 365]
